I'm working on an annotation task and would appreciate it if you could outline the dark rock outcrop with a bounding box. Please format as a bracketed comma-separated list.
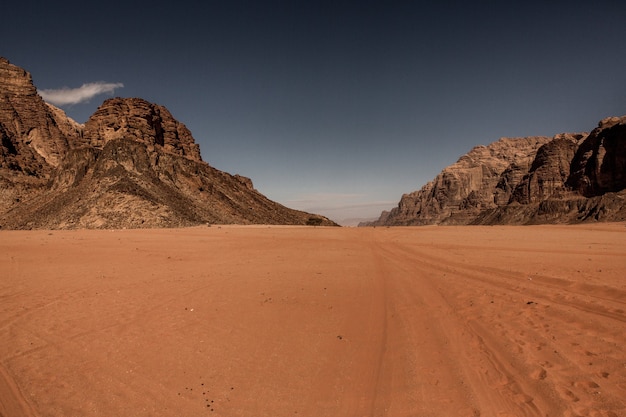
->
[510, 134, 584, 204]
[0, 57, 336, 229]
[567, 116, 626, 197]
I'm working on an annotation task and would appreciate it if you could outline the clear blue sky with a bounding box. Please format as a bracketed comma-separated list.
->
[3, 1, 625, 224]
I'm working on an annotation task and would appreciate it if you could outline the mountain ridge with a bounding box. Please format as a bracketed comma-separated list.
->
[0, 57, 336, 229]
[363, 119, 625, 226]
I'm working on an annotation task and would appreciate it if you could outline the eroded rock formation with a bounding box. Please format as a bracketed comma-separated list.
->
[82, 98, 201, 161]
[365, 136, 552, 225]
[0, 57, 76, 173]
[0, 57, 335, 229]
[567, 116, 626, 197]
[510, 134, 584, 204]
[365, 118, 626, 226]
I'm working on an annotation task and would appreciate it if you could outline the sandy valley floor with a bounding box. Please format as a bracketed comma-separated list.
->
[1, 224, 625, 417]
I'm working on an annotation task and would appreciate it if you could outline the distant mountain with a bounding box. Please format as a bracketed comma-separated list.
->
[0, 57, 336, 229]
[362, 117, 626, 226]
[336, 216, 380, 227]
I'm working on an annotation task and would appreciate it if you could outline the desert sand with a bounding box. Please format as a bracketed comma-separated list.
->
[1, 224, 625, 417]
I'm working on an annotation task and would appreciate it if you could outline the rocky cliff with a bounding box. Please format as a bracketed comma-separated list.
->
[509, 134, 583, 205]
[0, 58, 335, 229]
[365, 136, 553, 225]
[82, 97, 202, 160]
[567, 116, 626, 197]
[0, 57, 77, 173]
[365, 117, 626, 226]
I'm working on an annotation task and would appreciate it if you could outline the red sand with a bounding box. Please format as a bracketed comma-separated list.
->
[1, 224, 625, 417]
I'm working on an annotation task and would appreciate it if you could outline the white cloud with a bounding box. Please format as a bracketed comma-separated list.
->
[39, 81, 124, 106]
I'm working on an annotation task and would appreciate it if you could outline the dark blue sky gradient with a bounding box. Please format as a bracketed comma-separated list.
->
[3, 1, 625, 223]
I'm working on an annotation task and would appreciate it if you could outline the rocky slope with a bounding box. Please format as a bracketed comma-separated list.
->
[364, 117, 626, 226]
[0, 57, 335, 229]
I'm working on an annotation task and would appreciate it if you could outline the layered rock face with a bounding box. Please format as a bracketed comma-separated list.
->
[0, 58, 335, 229]
[365, 118, 626, 226]
[0, 58, 77, 173]
[0, 58, 81, 216]
[82, 98, 201, 161]
[567, 116, 626, 197]
[366, 136, 552, 225]
[510, 134, 584, 204]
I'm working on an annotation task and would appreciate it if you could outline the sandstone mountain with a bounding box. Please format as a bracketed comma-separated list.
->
[364, 117, 626, 226]
[0, 57, 335, 229]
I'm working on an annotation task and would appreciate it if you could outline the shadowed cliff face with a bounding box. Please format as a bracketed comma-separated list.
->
[511, 135, 583, 205]
[0, 57, 336, 229]
[364, 119, 626, 226]
[567, 117, 626, 197]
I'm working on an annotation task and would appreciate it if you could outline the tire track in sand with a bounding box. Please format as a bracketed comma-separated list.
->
[0, 362, 36, 417]
[345, 238, 488, 416]
[374, 236, 626, 417]
[372, 240, 564, 417]
[333, 239, 390, 417]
